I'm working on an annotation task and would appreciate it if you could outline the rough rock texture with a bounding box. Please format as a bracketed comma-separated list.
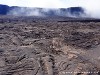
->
[0, 16, 100, 75]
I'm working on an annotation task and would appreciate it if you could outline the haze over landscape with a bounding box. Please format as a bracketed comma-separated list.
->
[0, 0, 100, 18]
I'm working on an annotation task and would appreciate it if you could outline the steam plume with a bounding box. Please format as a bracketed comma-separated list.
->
[0, 0, 100, 18]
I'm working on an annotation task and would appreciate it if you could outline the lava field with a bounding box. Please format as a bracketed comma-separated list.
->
[0, 16, 100, 75]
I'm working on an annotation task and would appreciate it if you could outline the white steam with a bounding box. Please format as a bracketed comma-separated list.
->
[8, 8, 44, 16]
[0, 0, 100, 18]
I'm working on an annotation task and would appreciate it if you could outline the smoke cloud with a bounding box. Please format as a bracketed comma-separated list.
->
[0, 0, 100, 18]
[8, 8, 44, 16]
[7, 7, 86, 17]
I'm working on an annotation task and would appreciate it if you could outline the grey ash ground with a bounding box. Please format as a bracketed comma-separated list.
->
[0, 16, 100, 75]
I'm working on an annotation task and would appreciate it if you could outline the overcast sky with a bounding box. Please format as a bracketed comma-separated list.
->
[0, 0, 100, 18]
[0, 0, 99, 8]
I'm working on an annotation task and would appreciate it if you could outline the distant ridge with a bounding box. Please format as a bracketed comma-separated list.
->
[0, 4, 85, 17]
[0, 4, 9, 15]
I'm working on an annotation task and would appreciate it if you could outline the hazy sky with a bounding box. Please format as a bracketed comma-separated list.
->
[0, 0, 100, 18]
[0, 0, 99, 8]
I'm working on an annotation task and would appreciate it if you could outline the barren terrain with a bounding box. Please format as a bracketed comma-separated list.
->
[0, 16, 100, 75]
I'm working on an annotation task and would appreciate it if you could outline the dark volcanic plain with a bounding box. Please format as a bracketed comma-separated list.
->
[0, 16, 100, 75]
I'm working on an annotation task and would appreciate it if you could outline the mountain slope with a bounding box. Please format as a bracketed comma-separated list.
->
[0, 4, 9, 15]
[0, 4, 86, 17]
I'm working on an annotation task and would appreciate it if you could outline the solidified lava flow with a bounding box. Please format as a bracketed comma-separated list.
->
[0, 16, 100, 75]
